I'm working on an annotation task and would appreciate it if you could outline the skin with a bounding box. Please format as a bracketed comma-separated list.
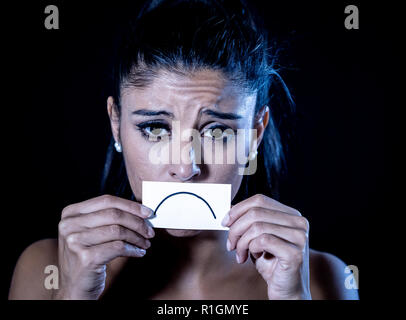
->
[8, 69, 359, 300]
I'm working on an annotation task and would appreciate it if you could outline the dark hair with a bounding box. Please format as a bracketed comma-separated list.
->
[100, 0, 295, 202]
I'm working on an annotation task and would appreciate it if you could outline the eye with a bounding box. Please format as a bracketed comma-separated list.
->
[145, 127, 169, 137]
[202, 125, 235, 141]
[136, 121, 171, 141]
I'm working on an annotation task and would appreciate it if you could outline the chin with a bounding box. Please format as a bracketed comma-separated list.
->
[164, 228, 202, 237]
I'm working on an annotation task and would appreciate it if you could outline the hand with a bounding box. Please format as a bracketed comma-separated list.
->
[54, 195, 155, 300]
[222, 194, 311, 300]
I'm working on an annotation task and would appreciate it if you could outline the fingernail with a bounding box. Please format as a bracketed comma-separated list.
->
[147, 226, 155, 237]
[226, 239, 231, 251]
[136, 248, 146, 256]
[141, 206, 154, 218]
[236, 253, 241, 264]
[221, 213, 230, 227]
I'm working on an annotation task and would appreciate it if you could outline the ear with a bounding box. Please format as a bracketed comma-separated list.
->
[253, 105, 269, 148]
[107, 96, 120, 143]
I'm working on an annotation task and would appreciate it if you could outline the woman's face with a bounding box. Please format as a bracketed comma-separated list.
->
[108, 68, 268, 237]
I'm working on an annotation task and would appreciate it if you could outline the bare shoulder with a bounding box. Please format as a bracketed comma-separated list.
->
[8, 238, 59, 300]
[309, 248, 359, 300]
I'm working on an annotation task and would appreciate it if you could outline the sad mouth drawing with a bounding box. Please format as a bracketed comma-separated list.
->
[152, 192, 217, 220]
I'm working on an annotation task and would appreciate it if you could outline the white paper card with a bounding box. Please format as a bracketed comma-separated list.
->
[142, 181, 231, 230]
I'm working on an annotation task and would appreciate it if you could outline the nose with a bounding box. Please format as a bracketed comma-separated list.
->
[169, 145, 201, 182]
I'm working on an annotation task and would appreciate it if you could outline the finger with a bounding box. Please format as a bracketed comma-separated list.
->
[66, 225, 152, 250]
[235, 222, 307, 263]
[227, 208, 309, 251]
[247, 234, 302, 269]
[250, 252, 262, 262]
[62, 194, 153, 219]
[222, 194, 302, 227]
[59, 208, 155, 239]
[80, 241, 148, 267]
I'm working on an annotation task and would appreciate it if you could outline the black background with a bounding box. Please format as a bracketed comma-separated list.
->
[2, 0, 394, 300]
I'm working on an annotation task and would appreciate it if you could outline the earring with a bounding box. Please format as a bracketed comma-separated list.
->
[248, 150, 258, 161]
[114, 141, 122, 153]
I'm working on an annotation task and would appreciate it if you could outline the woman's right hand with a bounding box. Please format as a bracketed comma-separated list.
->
[53, 194, 155, 300]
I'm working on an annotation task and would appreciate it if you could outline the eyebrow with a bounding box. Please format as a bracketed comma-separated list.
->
[202, 109, 242, 120]
[131, 108, 242, 120]
[132, 109, 174, 118]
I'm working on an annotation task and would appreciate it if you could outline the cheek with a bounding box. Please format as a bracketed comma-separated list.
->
[119, 121, 166, 196]
[205, 164, 243, 199]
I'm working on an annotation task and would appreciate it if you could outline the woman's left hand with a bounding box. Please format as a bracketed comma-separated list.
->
[222, 194, 311, 300]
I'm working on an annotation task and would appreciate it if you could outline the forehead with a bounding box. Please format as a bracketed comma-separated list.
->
[121, 69, 256, 114]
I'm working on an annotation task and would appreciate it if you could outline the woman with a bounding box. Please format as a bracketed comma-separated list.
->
[8, 0, 359, 300]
